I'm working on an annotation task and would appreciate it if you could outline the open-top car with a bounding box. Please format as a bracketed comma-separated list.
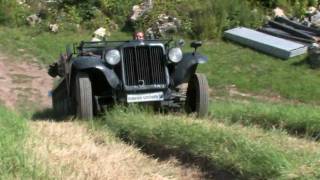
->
[48, 37, 209, 119]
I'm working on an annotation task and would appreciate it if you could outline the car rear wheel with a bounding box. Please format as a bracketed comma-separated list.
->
[75, 72, 93, 119]
[185, 73, 209, 118]
[52, 80, 71, 118]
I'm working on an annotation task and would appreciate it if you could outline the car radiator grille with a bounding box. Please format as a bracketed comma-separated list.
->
[122, 46, 167, 86]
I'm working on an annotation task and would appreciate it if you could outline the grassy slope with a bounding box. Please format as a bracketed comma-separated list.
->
[1, 27, 320, 178]
[0, 27, 130, 65]
[2, 26, 320, 103]
[101, 107, 320, 179]
[0, 106, 45, 178]
[199, 41, 320, 103]
[210, 99, 320, 138]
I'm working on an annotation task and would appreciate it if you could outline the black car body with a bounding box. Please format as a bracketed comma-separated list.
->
[49, 39, 209, 119]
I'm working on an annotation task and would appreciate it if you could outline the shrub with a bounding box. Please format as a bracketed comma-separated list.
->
[132, 0, 264, 39]
[0, 0, 30, 27]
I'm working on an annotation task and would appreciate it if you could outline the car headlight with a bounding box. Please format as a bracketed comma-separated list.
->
[168, 48, 183, 63]
[105, 49, 121, 65]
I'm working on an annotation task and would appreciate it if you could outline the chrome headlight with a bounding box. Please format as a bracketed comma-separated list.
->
[168, 48, 183, 63]
[105, 49, 121, 65]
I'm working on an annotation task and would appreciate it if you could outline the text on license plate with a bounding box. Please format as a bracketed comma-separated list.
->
[127, 92, 164, 103]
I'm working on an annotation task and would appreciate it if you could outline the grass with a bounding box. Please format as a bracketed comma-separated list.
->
[0, 26, 131, 65]
[2, 26, 320, 179]
[101, 106, 320, 179]
[2, 27, 320, 103]
[210, 99, 320, 138]
[199, 41, 320, 103]
[0, 106, 46, 178]
[0, 26, 91, 64]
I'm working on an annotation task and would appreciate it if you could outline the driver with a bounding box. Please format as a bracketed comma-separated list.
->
[134, 32, 145, 40]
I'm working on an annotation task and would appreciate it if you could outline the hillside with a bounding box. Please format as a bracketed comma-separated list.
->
[1, 0, 320, 179]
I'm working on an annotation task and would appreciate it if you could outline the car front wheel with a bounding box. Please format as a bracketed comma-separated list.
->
[75, 72, 93, 119]
[185, 73, 209, 118]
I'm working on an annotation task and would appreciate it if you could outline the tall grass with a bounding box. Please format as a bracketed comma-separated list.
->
[210, 99, 320, 138]
[0, 106, 45, 178]
[101, 106, 320, 179]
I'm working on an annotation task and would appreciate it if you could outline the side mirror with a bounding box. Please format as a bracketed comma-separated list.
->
[176, 39, 185, 47]
[191, 41, 202, 49]
[191, 41, 202, 54]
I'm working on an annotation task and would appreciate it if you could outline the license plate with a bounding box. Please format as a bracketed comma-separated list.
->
[127, 92, 164, 103]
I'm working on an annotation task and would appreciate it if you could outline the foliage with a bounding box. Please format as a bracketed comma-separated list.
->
[0, 0, 30, 27]
[132, 0, 264, 39]
[1, 0, 320, 38]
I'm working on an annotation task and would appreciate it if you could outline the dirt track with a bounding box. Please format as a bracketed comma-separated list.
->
[0, 51, 202, 179]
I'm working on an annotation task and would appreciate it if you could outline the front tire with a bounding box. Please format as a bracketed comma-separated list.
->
[75, 72, 93, 119]
[185, 73, 209, 118]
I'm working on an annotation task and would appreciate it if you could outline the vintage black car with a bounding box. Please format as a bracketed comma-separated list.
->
[48, 39, 209, 119]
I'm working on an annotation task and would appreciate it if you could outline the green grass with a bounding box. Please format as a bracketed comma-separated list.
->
[199, 41, 320, 103]
[101, 106, 320, 179]
[210, 99, 320, 138]
[2, 27, 320, 103]
[0, 26, 130, 65]
[0, 106, 46, 178]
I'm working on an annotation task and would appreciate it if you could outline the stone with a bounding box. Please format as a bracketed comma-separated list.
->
[146, 14, 181, 38]
[310, 12, 320, 28]
[273, 7, 286, 17]
[26, 14, 42, 26]
[306, 6, 317, 15]
[91, 27, 110, 42]
[49, 24, 59, 33]
[16, 0, 26, 5]
[130, 0, 153, 22]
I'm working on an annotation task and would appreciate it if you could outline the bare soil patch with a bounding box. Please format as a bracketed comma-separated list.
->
[0, 53, 52, 109]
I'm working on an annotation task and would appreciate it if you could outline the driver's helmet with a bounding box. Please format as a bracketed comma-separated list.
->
[134, 32, 144, 40]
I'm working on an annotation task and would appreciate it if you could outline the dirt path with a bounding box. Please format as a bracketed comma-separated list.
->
[0, 51, 202, 179]
[0, 54, 52, 109]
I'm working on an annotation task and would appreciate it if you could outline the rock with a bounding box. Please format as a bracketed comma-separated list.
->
[146, 14, 181, 38]
[273, 7, 286, 18]
[26, 14, 42, 26]
[16, 0, 26, 5]
[306, 6, 317, 15]
[130, 0, 153, 22]
[49, 24, 59, 33]
[91, 27, 110, 42]
[310, 12, 320, 28]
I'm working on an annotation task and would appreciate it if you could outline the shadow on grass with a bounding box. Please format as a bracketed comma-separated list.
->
[31, 108, 72, 121]
[292, 56, 320, 70]
[119, 137, 239, 180]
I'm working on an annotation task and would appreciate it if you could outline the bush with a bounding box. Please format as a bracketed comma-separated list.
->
[132, 0, 264, 39]
[186, 0, 265, 39]
[0, 0, 30, 27]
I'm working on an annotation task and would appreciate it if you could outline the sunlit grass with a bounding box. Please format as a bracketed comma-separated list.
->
[210, 99, 320, 138]
[100, 106, 320, 179]
[0, 106, 46, 178]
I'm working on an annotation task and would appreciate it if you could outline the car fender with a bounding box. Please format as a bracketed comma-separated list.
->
[173, 52, 208, 86]
[69, 56, 121, 91]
